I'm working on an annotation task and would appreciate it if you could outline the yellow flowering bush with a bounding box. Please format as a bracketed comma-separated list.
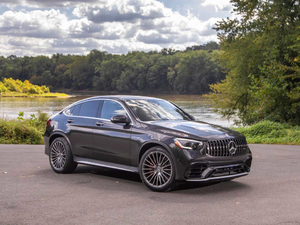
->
[0, 78, 50, 95]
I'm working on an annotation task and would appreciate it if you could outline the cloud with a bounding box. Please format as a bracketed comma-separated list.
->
[0, 35, 162, 56]
[67, 19, 137, 39]
[0, 0, 100, 8]
[0, 9, 68, 38]
[0, 10, 135, 40]
[137, 31, 172, 44]
[52, 38, 99, 48]
[0, 0, 228, 56]
[73, 0, 167, 23]
[201, 0, 232, 12]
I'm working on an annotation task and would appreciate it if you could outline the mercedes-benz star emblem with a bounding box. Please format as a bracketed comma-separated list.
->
[228, 141, 237, 155]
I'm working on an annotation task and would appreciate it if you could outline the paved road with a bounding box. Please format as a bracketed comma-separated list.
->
[1, 144, 300, 225]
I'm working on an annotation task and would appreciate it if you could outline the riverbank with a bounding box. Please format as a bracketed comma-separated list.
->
[0, 93, 69, 97]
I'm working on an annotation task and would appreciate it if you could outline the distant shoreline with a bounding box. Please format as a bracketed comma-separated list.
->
[0, 93, 70, 98]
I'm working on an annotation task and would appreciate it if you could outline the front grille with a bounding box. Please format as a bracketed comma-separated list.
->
[206, 138, 248, 157]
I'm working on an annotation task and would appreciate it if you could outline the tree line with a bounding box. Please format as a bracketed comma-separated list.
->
[0, 42, 224, 94]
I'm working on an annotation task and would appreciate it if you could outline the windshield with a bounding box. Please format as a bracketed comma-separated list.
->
[126, 99, 191, 122]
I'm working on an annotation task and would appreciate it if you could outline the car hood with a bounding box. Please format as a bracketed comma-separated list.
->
[147, 120, 242, 140]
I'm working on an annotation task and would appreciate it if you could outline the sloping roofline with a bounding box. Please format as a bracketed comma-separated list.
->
[83, 95, 163, 101]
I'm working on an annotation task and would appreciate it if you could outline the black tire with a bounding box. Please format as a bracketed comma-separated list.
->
[139, 146, 177, 192]
[49, 137, 77, 174]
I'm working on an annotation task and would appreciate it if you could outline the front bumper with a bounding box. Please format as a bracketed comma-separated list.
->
[183, 156, 252, 182]
[185, 163, 250, 182]
[187, 172, 249, 182]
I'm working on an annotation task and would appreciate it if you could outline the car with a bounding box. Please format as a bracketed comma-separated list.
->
[44, 95, 252, 192]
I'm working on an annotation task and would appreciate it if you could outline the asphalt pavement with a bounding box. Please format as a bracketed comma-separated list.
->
[1, 144, 300, 225]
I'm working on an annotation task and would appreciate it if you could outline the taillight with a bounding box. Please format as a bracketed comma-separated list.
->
[46, 119, 52, 126]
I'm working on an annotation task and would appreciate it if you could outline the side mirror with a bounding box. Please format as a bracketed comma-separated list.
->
[111, 115, 131, 124]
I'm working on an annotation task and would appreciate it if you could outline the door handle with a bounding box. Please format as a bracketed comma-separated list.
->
[67, 119, 74, 123]
[96, 121, 104, 126]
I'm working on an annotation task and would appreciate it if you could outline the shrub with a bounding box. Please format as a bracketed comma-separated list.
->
[243, 121, 285, 136]
[0, 78, 55, 95]
[0, 111, 49, 144]
[234, 120, 300, 145]
[41, 85, 50, 93]
[0, 120, 43, 144]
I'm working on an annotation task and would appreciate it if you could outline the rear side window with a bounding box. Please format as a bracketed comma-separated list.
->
[65, 106, 74, 116]
[79, 101, 100, 117]
[101, 100, 127, 120]
[72, 104, 81, 116]
[65, 104, 81, 116]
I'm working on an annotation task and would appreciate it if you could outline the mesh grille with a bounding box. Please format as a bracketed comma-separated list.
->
[206, 138, 248, 157]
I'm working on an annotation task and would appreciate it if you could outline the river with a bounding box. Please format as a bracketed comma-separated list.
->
[0, 94, 234, 127]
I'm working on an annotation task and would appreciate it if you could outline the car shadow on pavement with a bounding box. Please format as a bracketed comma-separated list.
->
[176, 180, 251, 193]
[74, 165, 142, 183]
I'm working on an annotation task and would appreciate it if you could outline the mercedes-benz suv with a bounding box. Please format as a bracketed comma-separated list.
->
[44, 95, 252, 192]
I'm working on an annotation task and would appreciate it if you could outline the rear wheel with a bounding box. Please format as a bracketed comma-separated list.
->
[49, 137, 77, 173]
[139, 147, 177, 192]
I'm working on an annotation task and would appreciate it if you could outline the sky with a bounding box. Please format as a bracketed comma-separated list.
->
[0, 0, 233, 56]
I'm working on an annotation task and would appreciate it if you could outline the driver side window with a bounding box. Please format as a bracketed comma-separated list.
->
[100, 100, 127, 120]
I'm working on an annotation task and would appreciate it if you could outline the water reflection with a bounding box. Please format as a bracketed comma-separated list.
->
[0, 94, 234, 127]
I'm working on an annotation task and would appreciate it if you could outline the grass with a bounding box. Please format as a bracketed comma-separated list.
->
[233, 120, 300, 145]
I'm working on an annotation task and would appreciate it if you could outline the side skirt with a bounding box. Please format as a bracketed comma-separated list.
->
[73, 156, 139, 173]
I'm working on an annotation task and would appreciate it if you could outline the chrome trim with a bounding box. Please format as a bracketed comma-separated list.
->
[63, 98, 134, 125]
[186, 172, 249, 182]
[228, 141, 237, 155]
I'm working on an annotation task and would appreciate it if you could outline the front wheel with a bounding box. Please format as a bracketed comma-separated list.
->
[139, 147, 177, 192]
[49, 137, 77, 174]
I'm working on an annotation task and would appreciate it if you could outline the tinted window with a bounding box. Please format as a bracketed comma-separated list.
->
[65, 106, 74, 116]
[79, 101, 100, 117]
[101, 100, 127, 120]
[72, 104, 81, 116]
[65, 104, 81, 116]
[126, 99, 191, 121]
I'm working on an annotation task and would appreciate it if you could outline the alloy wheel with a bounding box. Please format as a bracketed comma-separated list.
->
[142, 151, 172, 188]
[50, 141, 67, 170]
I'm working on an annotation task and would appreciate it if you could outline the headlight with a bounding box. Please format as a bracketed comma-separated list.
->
[174, 138, 204, 150]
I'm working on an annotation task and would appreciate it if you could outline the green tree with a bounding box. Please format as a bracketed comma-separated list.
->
[208, 0, 300, 125]
[174, 51, 224, 94]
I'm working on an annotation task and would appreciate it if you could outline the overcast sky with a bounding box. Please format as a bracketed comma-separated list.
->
[0, 0, 233, 56]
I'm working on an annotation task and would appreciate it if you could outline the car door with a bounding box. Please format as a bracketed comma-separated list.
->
[92, 100, 132, 165]
[66, 100, 101, 159]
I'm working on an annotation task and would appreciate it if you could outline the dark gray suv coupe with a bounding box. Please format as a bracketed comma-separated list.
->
[44, 95, 252, 192]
